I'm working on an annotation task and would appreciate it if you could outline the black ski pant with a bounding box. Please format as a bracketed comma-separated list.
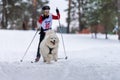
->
[36, 32, 45, 58]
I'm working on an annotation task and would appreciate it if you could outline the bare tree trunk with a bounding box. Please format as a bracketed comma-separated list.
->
[67, 0, 71, 33]
[105, 25, 108, 39]
[78, 0, 81, 32]
[117, 0, 120, 40]
[32, 0, 37, 30]
[1, 0, 8, 29]
[22, 21, 28, 30]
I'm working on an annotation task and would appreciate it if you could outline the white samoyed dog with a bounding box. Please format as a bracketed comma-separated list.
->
[40, 30, 59, 64]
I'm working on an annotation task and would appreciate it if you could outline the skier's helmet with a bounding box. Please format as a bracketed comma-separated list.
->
[42, 6, 50, 10]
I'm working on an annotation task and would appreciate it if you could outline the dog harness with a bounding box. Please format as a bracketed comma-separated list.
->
[47, 46, 53, 54]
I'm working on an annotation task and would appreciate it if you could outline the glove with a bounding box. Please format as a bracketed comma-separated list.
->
[37, 28, 41, 31]
[56, 8, 59, 14]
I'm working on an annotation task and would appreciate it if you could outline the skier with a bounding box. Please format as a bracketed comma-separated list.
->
[112, 25, 120, 40]
[35, 5, 60, 62]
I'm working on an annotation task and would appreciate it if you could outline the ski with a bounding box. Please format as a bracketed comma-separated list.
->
[30, 61, 38, 63]
[31, 61, 34, 63]
[30, 57, 68, 63]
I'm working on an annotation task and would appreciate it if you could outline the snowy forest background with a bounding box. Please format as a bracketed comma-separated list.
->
[0, 0, 120, 36]
[0, 0, 49, 30]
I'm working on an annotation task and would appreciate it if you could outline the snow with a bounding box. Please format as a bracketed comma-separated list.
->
[0, 30, 120, 80]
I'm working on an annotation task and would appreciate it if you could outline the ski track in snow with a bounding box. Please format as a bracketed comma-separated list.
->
[0, 30, 120, 80]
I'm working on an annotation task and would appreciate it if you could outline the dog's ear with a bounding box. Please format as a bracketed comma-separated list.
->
[46, 36, 51, 44]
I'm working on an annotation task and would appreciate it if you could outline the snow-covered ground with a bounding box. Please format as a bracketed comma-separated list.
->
[0, 30, 120, 80]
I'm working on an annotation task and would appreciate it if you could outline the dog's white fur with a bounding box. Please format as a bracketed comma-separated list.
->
[40, 30, 59, 63]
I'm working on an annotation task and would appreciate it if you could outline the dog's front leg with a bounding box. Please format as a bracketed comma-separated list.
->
[52, 48, 58, 62]
[53, 54, 58, 62]
[47, 54, 52, 64]
[43, 57, 47, 62]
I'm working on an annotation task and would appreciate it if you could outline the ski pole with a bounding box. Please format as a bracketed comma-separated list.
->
[58, 20, 68, 60]
[56, 8, 68, 59]
[20, 30, 38, 62]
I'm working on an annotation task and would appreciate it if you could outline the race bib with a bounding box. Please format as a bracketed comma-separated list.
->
[41, 14, 52, 30]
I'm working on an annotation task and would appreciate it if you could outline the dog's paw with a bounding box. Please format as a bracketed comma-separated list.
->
[54, 59, 57, 62]
[43, 60, 46, 62]
[46, 61, 51, 64]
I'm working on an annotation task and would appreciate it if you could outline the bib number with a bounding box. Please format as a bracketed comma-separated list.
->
[45, 22, 50, 29]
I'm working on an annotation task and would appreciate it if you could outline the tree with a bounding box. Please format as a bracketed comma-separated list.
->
[65, 0, 117, 35]
[1, 0, 7, 29]
[0, 0, 49, 30]
[65, 0, 91, 32]
[99, 0, 117, 39]
[66, 0, 71, 33]
[86, 0, 117, 39]
[117, 0, 120, 40]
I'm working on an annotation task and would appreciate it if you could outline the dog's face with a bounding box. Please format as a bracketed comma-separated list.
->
[46, 34, 59, 48]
